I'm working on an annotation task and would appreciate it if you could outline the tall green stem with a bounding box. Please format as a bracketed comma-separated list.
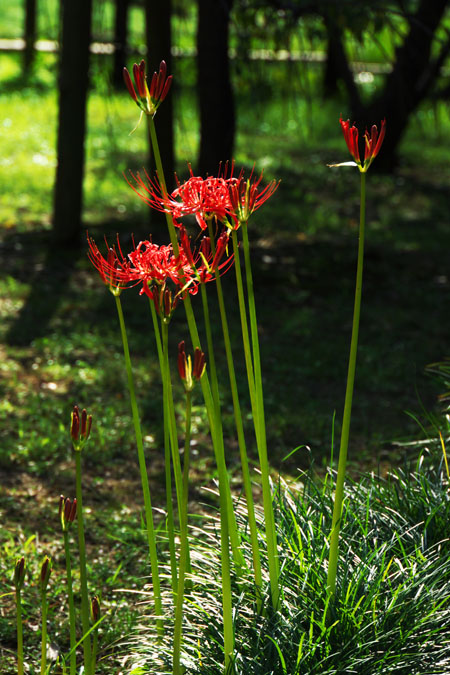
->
[327, 171, 366, 598]
[241, 223, 280, 609]
[200, 284, 221, 419]
[199, 283, 244, 568]
[16, 588, 23, 675]
[114, 294, 163, 628]
[40, 591, 48, 675]
[63, 531, 77, 675]
[172, 389, 192, 675]
[231, 230, 256, 413]
[147, 116, 235, 664]
[149, 299, 183, 523]
[207, 222, 262, 593]
[161, 319, 178, 593]
[75, 451, 92, 674]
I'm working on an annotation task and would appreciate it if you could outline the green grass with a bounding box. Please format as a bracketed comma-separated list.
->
[126, 449, 450, 673]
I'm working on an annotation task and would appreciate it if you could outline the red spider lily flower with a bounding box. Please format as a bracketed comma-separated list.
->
[178, 341, 206, 391]
[127, 168, 233, 230]
[178, 226, 235, 287]
[339, 117, 386, 172]
[87, 235, 142, 295]
[126, 239, 194, 297]
[227, 170, 279, 226]
[170, 175, 232, 229]
[71, 405, 92, 452]
[123, 59, 172, 118]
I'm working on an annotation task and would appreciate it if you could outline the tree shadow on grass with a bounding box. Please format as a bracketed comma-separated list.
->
[4, 230, 82, 347]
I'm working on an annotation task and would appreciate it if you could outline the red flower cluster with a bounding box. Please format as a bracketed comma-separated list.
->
[340, 117, 386, 172]
[128, 166, 279, 230]
[87, 229, 234, 316]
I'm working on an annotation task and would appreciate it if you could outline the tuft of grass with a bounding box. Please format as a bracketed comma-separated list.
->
[126, 449, 450, 674]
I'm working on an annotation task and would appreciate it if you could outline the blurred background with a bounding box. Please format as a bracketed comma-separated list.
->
[0, 0, 449, 481]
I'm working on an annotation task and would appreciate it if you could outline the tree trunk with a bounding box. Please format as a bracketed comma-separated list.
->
[197, 0, 235, 175]
[52, 0, 92, 245]
[356, 0, 449, 169]
[145, 0, 175, 188]
[112, 0, 129, 88]
[24, 0, 37, 73]
[323, 17, 360, 111]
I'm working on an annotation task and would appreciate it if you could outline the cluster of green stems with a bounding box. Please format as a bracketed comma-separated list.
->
[105, 111, 282, 674]
[89, 90, 375, 671]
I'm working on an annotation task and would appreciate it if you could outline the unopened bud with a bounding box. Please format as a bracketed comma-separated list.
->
[91, 595, 101, 623]
[178, 342, 205, 391]
[60, 496, 77, 531]
[193, 348, 206, 381]
[39, 557, 52, 593]
[71, 406, 92, 452]
[178, 341, 187, 381]
[14, 557, 26, 590]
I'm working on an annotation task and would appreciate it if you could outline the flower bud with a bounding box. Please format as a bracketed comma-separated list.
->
[123, 59, 172, 119]
[178, 342, 205, 391]
[39, 557, 52, 593]
[14, 557, 26, 591]
[71, 406, 92, 452]
[193, 348, 206, 381]
[60, 495, 77, 531]
[91, 595, 101, 623]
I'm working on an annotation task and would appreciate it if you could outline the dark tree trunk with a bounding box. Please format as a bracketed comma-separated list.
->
[145, 0, 175, 188]
[197, 0, 235, 175]
[52, 0, 92, 245]
[24, 0, 37, 73]
[112, 0, 129, 88]
[355, 0, 449, 169]
[323, 17, 360, 111]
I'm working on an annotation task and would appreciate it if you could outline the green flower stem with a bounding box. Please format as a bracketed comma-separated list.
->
[327, 171, 366, 598]
[182, 292, 237, 663]
[241, 222, 280, 610]
[148, 116, 235, 662]
[75, 451, 92, 675]
[114, 294, 163, 630]
[148, 117, 241, 560]
[149, 297, 164, 368]
[40, 590, 48, 675]
[91, 625, 98, 675]
[207, 222, 262, 593]
[15, 588, 23, 675]
[161, 319, 178, 593]
[200, 283, 221, 421]
[199, 283, 244, 568]
[149, 298, 184, 537]
[63, 531, 77, 675]
[172, 388, 192, 675]
[231, 230, 256, 413]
